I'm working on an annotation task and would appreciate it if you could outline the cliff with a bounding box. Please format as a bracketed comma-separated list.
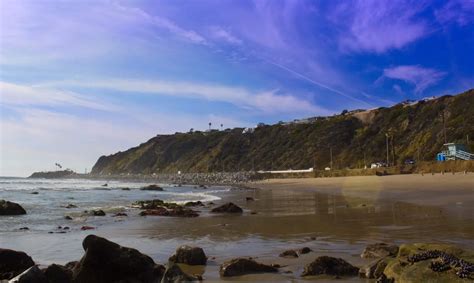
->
[91, 89, 474, 175]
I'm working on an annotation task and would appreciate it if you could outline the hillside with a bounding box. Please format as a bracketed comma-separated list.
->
[91, 89, 474, 175]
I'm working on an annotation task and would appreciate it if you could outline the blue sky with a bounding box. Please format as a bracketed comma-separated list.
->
[1, 0, 473, 176]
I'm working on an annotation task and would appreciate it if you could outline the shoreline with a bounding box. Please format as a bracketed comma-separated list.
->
[2, 175, 474, 281]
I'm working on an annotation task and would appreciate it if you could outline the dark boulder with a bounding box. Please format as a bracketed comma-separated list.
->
[361, 243, 399, 259]
[184, 201, 204, 207]
[91, 210, 106, 216]
[43, 264, 72, 283]
[64, 261, 78, 270]
[0, 200, 26, 215]
[245, 197, 254, 201]
[72, 235, 159, 283]
[211, 202, 243, 213]
[298, 247, 312, 254]
[279, 250, 298, 258]
[161, 264, 199, 283]
[140, 185, 164, 191]
[0, 248, 35, 280]
[112, 212, 128, 217]
[301, 256, 358, 277]
[8, 265, 47, 283]
[220, 258, 278, 277]
[169, 245, 207, 265]
[62, 204, 77, 209]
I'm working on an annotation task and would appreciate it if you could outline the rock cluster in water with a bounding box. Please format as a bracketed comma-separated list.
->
[133, 199, 200, 217]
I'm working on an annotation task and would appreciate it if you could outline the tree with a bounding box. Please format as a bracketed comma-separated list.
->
[208, 122, 212, 130]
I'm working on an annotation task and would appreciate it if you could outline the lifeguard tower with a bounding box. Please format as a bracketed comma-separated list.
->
[437, 143, 474, 161]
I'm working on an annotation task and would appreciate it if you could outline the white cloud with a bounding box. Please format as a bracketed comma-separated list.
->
[39, 79, 327, 115]
[0, 82, 112, 111]
[208, 26, 242, 45]
[382, 65, 446, 93]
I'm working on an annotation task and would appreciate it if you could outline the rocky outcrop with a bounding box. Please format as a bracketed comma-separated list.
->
[161, 264, 199, 283]
[139, 207, 199, 217]
[384, 243, 474, 282]
[298, 247, 312, 254]
[28, 170, 75, 179]
[169, 245, 207, 265]
[0, 248, 35, 280]
[8, 265, 47, 283]
[141, 185, 164, 191]
[72, 235, 161, 283]
[359, 258, 388, 279]
[43, 264, 73, 283]
[279, 250, 298, 258]
[219, 258, 278, 277]
[0, 200, 26, 215]
[361, 243, 399, 259]
[211, 202, 243, 213]
[301, 256, 358, 277]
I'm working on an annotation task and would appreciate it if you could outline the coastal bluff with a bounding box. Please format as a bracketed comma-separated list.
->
[29, 170, 75, 179]
[91, 89, 474, 175]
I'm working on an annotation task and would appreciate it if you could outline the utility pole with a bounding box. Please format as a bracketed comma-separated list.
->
[441, 109, 447, 144]
[391, 135, 395, 166]
[363, 151, 366, 169]
[385, 133, 390, 166]
[330, 147, 333, 169]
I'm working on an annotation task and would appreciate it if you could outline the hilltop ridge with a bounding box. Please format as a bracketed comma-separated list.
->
[91, 89, 474, 175]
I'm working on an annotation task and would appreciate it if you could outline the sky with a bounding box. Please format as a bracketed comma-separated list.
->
[1, 0, 473, 176]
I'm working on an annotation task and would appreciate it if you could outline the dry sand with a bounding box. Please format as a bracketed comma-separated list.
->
[252, 173, 474, 208]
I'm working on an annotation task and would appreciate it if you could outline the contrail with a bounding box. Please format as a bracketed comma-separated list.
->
[263, 58, 372, 107]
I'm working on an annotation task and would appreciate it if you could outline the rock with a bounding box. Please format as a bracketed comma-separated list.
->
[0, 200, 26, 215]
[64, 261, 78, 270]
[279, 250, 298, 258]
[30, 192, 39, 195]
[384, 243, 474, 282]
[140, 207, 199, 217]
[359, 258, 387, 279]
[80, 226, 95, 231]
[62, 204, 77, 209]
[169, 245, 207, 265]
[301, 256, 358, 277]
[245, 197, 254, 201]
[141, 184, 164, 191]
[211, 202, 243, 213]
[72, 235, 159, 283]
[64, 216, 72, 220]
[184, 201, 204, 207]
[121, 187, 131, 191]
[298, 247, 312, 254]
[43, 264, 72, 283]
[112, 212, 128, 217]
[91, 210, 106, 216]
[161, 263, 199, 283]
[19, 227, 29, 231]
[8, 265, 47, 283]
[219, 258, 278, 277]
[376, 273, 394, 283]
[361, 243, 399, 259]
[0, 248, 35, 280]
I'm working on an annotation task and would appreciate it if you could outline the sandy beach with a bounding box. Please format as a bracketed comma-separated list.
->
[1, 174, 473, 281]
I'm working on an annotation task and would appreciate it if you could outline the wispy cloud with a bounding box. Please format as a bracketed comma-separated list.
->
[435, 0, 474, 27]
[208, 26, 242, 45]
[382, 65, 446, 93]
[39, 79, 328, 115]
[0, 82, 113, 111]
[332, 0, 428, 53]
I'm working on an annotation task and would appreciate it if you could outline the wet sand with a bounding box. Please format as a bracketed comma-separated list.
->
[2, 174, 473, 281]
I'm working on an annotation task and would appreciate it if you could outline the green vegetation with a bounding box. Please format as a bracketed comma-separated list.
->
[91, 89, 474, 175]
